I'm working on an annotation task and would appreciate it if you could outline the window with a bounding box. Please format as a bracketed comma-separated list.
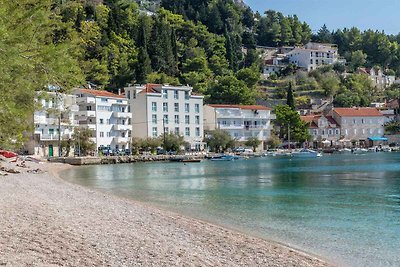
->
[99, 118, 104, 124]
[164, 127, 169, 133]
[49, 129, 54, 135]
[353, 119, 356, 124]
[106, 119, 110, 125]
[107, 132, 111, 137]
[152, 127, 158, 137]
[361, 119, 364, 124]
[174, 103, 179, 112]
[101, 98, 108, 102]
[195, 115, 200, 125]
[328, 129, 332, 135]
[185, 127, 190, 136]
[195, 127, 200, 137]
[163, 102, 168, 112]
[128, 106, 130, 112]
[86, 106, 92, 111]
[313, 129, 318, 135]
[310, 59, 313, 64]
[185, 115, 190, 124]
[163, 115, 169, 124]
[100, 132, 104, 137]
[185, 91, 189, 100]
[152, 114, 157, 124]
[152, 102, 157, 112]
[185, 103, 190, 113]
[127, 91, 131, 99]
[174, 90, 179, 99]
[175, 127, 180, 135]
[335, 129, 339, 135]
[174, 115, 179, 124]
[162, 90, 168, 99]
[195, 104, 200, 113]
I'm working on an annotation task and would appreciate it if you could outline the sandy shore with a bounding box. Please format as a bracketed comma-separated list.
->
[0, 160, 334, 266]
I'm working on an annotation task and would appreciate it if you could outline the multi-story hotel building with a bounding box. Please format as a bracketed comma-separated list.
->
[25, 90, 79, 157]
[74, 88, 132, 153]
[124, 84, 205, 151]
[203, 104, 275, 149]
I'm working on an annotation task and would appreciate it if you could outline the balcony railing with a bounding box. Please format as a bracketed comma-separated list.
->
[113, 124, 131, 131]
[114, 137, 130, 143]
[113, 111, 131, 118]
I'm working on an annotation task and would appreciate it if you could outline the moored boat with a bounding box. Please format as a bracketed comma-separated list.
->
[291, 149, 322, 158]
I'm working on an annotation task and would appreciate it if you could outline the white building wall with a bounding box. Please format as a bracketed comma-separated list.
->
[204, 105, 275, 145]
[125, 85, 204, 150]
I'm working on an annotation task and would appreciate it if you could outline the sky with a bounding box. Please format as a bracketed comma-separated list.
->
[245, 0, 400, 35]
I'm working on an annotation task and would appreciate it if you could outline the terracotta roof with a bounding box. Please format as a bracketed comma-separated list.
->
[333, 107, 383, 117]
[301, 115, 340, 128]
[78, 89, 125, 99]
[208, 104, 271, 110]
[138, 84, 161, 95]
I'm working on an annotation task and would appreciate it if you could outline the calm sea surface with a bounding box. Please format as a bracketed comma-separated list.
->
[62, 153, 400, 267]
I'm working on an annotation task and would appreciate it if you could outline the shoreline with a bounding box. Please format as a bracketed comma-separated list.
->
[0, 161, 335, 266]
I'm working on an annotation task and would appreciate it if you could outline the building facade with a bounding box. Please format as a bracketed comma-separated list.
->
[203, 104, 275, 149]
[358, 67, 395, 89]
[75, 89, 132, 153]
[331, 107, 385, 146]
[124, 84, 205, 151]
[286, 42, 340, 71]
[301, 115, 341, 148]
[25, 91, 79, 157]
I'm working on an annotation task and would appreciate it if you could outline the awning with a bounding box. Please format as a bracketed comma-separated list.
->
[368, 137, 388, 141]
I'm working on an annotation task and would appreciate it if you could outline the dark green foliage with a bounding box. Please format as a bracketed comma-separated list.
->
[286, 82, 295, 109]
[244, 137, 261, 152]
[204, 129, 235, 153]
[274, 105, 310, 143]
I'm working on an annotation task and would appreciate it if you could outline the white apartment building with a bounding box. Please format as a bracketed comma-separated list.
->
[301, 115, 341, 148]
[358, 67, 395, 89]
[286, 42, 340, 71]
[331, 107, 385, 146]
[25, 90, 79, 157]
[203, 104, 275, 149]
[124, 84, 205, 151]
[75, 88, 132, 153]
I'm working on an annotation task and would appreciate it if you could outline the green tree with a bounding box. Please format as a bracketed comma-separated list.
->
[161, 133, 187, 152]
[286, 82, 295, 110]
[274, 105, 310, 143]
[204, 130, 235, 153]
[142, 137, 162, 154]
[72, 128, 96, 156]
[245, 137, 261, 152]
[0, 0, 83, 149]
[207, 75, 256, 105]
[350, 50, 367, 71]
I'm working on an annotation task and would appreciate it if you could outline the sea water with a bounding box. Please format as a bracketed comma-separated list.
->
[62, 153, 400, 267]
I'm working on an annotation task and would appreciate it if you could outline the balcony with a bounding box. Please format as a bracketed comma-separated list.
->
[219, 124, 245, 130]
[76, 110, 96, 118]
[40, 134, 60, 141]
[113, 124, 130, 131]
[113, 111, 131, 118]
[77, 96, 96, 104]
[114, 137, 130, 144]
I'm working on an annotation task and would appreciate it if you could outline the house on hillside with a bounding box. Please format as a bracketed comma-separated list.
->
[286, 42, 342, 71]
[357, 67, 395, 89]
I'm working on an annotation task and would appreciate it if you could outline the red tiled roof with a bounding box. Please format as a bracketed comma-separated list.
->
[78, 89, 125, 99]
[301, 115, 340, 128]
[138, 84, 161, 95]
[300, 115, 318, 123]
[208, 104, 271, 110]
[333, 107, 383, 117]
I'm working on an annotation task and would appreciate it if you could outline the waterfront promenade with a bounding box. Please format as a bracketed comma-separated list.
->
[0, 161, 331, 266]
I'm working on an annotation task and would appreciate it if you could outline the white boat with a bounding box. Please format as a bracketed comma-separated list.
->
[291, 149, 322, 158]
[351, 148, 368, 154]
[338, 148, 352, 154]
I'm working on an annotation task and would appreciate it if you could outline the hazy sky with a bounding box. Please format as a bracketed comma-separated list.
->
[245, 0, 400, 35]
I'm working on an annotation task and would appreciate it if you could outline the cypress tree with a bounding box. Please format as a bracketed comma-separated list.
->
[286, 82, 295, 110]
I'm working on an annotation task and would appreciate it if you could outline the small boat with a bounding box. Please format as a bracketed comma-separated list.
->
[181, 158, 202, 163]
[351, 148, 368, 154]
[0, 150, 18, 158]
[338, 148, 352, 154]
[291, 149, 322, 158]
[210, 155, 238, 161]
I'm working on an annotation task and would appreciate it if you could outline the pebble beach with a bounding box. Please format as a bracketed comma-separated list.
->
[0, 160, 333, 266]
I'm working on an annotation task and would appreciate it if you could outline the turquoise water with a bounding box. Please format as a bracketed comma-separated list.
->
[62, 153, 400, 267]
